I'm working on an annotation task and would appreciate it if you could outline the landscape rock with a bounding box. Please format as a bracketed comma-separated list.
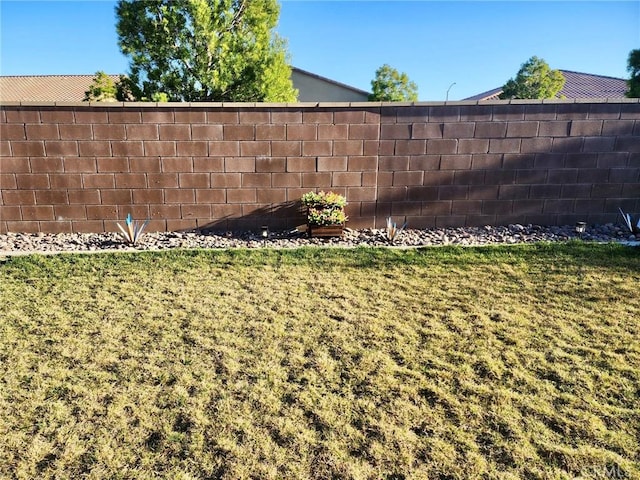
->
[0, 224, 636, 255]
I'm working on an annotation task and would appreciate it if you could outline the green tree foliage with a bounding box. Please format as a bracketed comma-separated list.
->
[626, 48, 640, 97]
[500, 56, 565, 99]
[368, 64, 418, 102]
[115, 75, 170, 102]
[115, 0, 297, 102]
[115, 74, 141, 101]
[83, 71, 118, 102]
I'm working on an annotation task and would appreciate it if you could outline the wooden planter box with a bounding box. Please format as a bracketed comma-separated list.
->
[308, 224, 345, 238]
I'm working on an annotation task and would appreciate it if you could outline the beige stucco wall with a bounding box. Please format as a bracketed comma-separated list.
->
[292, 70, 369, 102]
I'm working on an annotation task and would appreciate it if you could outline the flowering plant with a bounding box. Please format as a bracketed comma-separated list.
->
[301, 191, 347, 209]
[307, 207, 348, 226]
[302, 191, 348, 226]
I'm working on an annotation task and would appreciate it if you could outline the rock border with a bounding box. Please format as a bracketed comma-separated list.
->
[0, 223, 638, 257]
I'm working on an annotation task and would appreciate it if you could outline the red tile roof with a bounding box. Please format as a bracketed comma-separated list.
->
[464, 70, 628, 101]
[0, 74, 121, 102]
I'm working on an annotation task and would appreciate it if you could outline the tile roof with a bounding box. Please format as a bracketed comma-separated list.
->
[464, 70, 628, 101]
[0, 74, 121, 102]
[558, 70, 628, 98]
[464, 87, 504, 102]
[0, 69, 369, 102]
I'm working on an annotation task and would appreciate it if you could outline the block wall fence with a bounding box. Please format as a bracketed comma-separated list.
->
[0, 100, 639, 234]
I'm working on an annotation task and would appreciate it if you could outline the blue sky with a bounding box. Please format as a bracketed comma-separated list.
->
[1, 1, 638, 100]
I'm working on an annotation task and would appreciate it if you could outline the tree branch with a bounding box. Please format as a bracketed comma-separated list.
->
[227, 0, 246, 31]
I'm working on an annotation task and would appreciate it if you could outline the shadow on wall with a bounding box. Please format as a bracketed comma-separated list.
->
[192, 195, 426, 234]
[197, 201, 305, 233]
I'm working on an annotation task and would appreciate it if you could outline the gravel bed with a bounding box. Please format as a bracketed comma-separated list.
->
[0, 224, 638, 255]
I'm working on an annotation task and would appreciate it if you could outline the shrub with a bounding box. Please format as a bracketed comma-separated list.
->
[301, 191, 348, 226]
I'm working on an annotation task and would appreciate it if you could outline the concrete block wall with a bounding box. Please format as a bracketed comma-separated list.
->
[0, 100, 638, 234]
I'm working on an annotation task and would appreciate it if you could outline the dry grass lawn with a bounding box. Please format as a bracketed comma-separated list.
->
[0, 243, 639, 479]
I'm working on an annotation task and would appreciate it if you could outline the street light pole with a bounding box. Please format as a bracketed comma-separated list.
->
[446, 82, 456, 101]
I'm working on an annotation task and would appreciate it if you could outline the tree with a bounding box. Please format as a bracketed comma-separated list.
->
[626, 48, 640, 98]
[84, 71, 118, 102]
[368, 64, 418, 102]
[115, 75, 169, 102]
[115, 0, 297, 102]
[500, 56, 565, 99]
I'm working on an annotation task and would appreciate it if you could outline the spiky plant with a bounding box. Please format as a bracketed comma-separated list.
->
[386, 217, 407, 243]
[116, 213, 150, 245]
[619, 208, 640, 233]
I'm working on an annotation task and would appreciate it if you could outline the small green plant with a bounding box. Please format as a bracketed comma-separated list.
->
[301, 191, 347, 209]
[307, 207, 348, 226]
[619, 207, 640, 233]
[386, 217, 407, 243]
[116, 213, 150, 245]
[302, 191, 348, 227]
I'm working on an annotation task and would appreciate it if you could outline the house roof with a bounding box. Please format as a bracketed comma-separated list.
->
[464, 70, 628, 101]
[0, 69, 369, 102]
[0, 74, 121, 102]
[291, 67, 370, 97]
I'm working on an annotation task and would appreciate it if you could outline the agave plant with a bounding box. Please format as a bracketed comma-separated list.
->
[619, 208, 640, 233]
[386, 217, 407, 243]
[116, 213, 150, 245]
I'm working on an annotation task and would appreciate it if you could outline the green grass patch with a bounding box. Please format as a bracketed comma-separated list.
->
[1, 243, 639, 479]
